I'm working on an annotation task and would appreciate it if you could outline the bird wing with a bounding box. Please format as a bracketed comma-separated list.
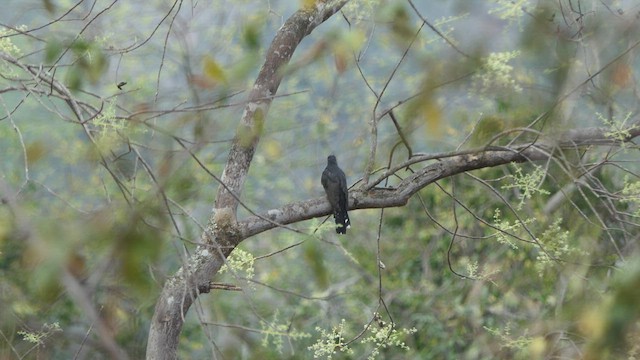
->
[322, 168, 341, 210]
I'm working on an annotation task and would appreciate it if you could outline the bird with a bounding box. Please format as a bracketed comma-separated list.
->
[321, 155, 350, 234]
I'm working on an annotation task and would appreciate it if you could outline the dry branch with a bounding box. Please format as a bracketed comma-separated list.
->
[146, 2, 350, 359]
[145, 0, 640, 356]
[240, 123, 640, 238]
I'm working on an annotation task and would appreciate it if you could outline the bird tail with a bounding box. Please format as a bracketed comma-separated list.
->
[334, 209, 350, 234]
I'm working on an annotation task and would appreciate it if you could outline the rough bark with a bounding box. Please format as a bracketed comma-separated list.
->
[146, 2, 350, 359]
[147, 114, 639, 358]
[239, 123, 640, 238]
[145, 0, 640, 357]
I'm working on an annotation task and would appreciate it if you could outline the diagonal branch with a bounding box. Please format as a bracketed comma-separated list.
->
[146, 2, 350, 359]
[215, 0, 350, 213]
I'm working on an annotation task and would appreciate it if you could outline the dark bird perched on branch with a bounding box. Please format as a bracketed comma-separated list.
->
[321, 155, 350, 234]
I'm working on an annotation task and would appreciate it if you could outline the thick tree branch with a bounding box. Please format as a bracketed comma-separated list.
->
[215, 0, 349, 213]
[146, 0, 639, 354]
[146, 2, 350, 359]
[240, 124, 640, 237]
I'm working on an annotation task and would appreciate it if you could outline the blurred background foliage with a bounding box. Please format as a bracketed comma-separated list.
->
[1, 0, 640, 358]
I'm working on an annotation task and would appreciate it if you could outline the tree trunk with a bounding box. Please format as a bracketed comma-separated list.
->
[146, 2, 350, 358]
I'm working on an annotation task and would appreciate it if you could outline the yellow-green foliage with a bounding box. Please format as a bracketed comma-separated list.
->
[219, 248, 256, 281]
[260, 310, 311, 354]
[599, 111, 636, 143]
[473, 51, 523, 94]
[502, 164, 550, 210]
[489, 0, 531, 26]
[493, 208, 535, 249]
[308, 315, 417, 360]
[621, 176, 640, 217]
[17, 322, 62, 346]
[0, 26, 26, 76]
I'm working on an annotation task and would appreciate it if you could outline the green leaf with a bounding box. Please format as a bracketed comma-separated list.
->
[44, 39, 62, 64]
[203, 55, 227, 84]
